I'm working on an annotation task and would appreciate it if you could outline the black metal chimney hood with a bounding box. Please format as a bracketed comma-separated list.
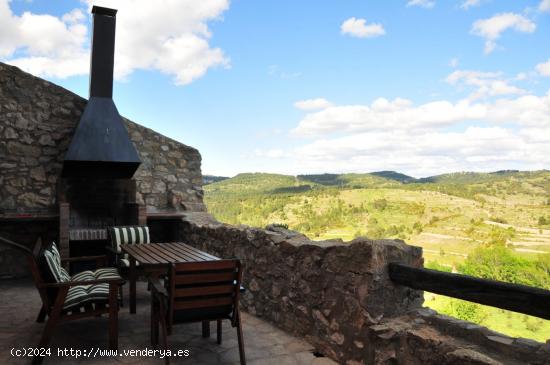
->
[62, 6, 141, 179]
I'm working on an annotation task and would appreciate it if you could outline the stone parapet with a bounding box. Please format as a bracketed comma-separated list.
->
[179, 212, 424, 363]
[179, 213, 550, 364]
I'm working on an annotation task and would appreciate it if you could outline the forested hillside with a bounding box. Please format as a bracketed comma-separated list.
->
[204, 170, 550, 341]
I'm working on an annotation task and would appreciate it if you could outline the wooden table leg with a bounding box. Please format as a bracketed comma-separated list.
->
[202, 321, 210, 338]
[130, 257, 137, 314]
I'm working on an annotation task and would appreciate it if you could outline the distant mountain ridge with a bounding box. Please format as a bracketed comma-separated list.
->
[203, 175, 230, 185]
[204, 170, 550, 199]
[206, 170, 548, 185]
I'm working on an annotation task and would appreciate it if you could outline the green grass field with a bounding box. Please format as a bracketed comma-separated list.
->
[426, 293, 550, 342]
[204, 170, 550, 342]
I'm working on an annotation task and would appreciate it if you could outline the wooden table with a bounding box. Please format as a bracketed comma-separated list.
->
[121, 242, 220, 314]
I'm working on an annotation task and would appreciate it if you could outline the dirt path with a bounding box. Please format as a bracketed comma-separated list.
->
[423, 248, 467, 257]
[485, 220, 550, 236]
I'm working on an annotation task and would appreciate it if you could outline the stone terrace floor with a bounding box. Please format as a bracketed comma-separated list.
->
[0, 279, 336, 365]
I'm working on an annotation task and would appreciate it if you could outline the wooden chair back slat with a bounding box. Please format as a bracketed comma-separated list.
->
[28, 238, 53, 311]
[174, 285, 234, 298]
[174, 272, 236, 285]
[168, 260, 242, 328]
[173, 297, 233, 310]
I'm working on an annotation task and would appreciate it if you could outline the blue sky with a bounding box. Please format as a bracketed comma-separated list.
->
[1, 0, 550, 177]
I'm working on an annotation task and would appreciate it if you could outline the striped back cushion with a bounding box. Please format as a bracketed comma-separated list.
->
[42, 242, 70, 283]
[110, 226, 150, 253]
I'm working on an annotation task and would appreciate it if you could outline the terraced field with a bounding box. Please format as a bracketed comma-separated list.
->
[204, 170, 550, 341]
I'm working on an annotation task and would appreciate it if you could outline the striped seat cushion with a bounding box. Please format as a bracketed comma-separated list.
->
[64, 284, 110, 310]
[64, 268, 122, 309]
[110, 226, 150, 253]
[71, 267, 121, 282]
[109, 226, 150, 267]
[43, 242, 70, 283]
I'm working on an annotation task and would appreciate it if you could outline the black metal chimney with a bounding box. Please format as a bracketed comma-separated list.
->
[62, 6, 141, 179]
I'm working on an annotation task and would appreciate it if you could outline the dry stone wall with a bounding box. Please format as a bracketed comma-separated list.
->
[369, 308, 550, 365]
[178, 212, 424, 364]
[179, 213, 550, 365]
[0, 62, 205, 213]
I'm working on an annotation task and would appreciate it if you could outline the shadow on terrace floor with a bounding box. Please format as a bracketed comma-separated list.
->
[0, 279, 335, 365]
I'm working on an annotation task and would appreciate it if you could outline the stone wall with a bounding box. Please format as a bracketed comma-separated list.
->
[178, 212, 424, 364]
[0, 62, 204, 213]
[0, 62, 204, 275]
[179, 213, 550, 365]
[369, 309, 550, 365]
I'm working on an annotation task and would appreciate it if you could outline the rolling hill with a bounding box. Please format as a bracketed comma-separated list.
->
[203, 169, 550, 341]
[204, 169, 550, 261]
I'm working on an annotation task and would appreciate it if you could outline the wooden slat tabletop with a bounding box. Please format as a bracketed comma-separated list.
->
[121, 242, 220, 265]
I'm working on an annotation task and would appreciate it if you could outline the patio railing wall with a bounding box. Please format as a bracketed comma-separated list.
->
[389, 263, 550, 320]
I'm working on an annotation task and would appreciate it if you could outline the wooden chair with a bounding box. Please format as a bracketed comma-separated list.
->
[150, 260, 246, 365]
[0, 236, 124, 364]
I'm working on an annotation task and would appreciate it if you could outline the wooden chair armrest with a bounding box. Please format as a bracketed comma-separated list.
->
[149, 278, 168, 297]
[39, 278, 125, 288]
[0, 236, 32, 254]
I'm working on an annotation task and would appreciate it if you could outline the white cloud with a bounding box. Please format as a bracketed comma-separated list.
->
[268, 65, 302, 79]
[291, 99, 475, 136]
[340, 17, 385, 38]
[292, 92, 550, 137]
[514, 72, 527, 81]
[280, 124, 548, 177]
[270, 91, 550, 177]
[536, 59, 550, 76]
[407, 0, 435, 9]
[461, 0, 481, 10]
[471, 13, 536, 54]
[0, 0, 230, 84]
[445, 70, 526, 100]
[540, 0, 550, 12]
[449, 58, 459, 68]
[0, 1, 89, 77]
[254, 148, 286, 159]
[294, 98, 333, 111]
[62, 9, 85, 24]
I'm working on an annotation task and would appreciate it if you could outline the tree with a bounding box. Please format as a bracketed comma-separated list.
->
[459, 246, 550, 289]
[443, 298, 488, 324]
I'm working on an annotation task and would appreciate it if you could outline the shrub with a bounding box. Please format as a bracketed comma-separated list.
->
[373, 198, 388, 211]
[443, 298, 488, 324]
[367, 225, 385, 239]
[270, 222, 289, 229]
[490, 216, 508, 224]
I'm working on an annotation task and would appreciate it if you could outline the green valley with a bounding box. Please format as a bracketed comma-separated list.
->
[204, 170, 550, 342]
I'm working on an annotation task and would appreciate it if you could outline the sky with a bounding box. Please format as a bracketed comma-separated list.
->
[1, 0, 550, 178]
